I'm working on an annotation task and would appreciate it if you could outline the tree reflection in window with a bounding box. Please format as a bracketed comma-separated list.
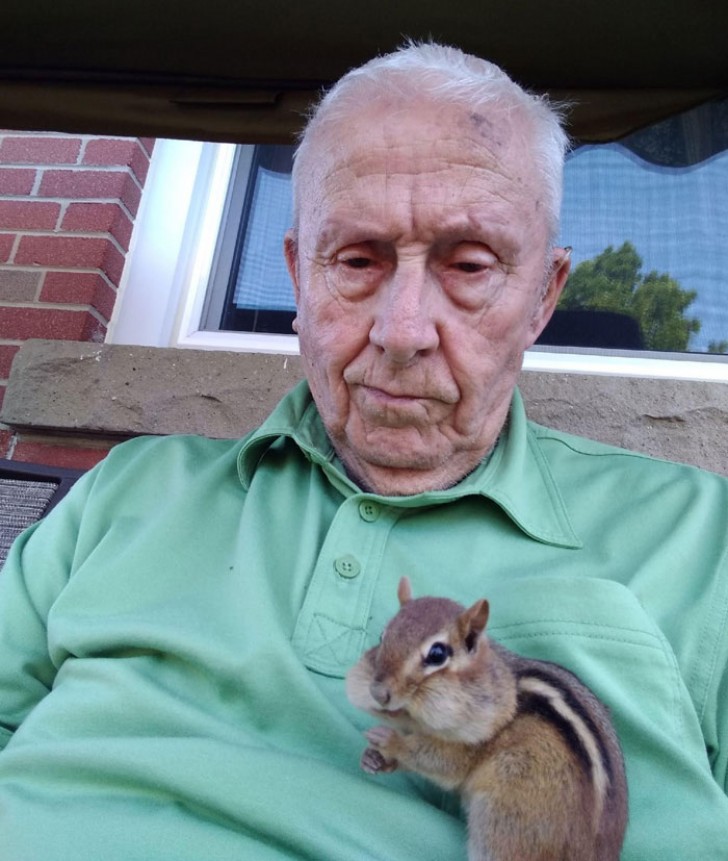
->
[540, 97, 728, 355]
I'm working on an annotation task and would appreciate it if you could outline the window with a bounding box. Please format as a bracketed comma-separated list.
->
[201, 145, 295, 336]
[109, 97, 728, 379]
[548, 97, 728, 352]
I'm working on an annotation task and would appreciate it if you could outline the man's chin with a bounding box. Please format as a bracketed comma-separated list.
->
[340, 429, 442, 469]
[336, 442, 470, 496]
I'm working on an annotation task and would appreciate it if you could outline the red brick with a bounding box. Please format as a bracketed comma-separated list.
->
[0, 168, 36, 195]
[0, 268, 42, 302]
[38, 168, 126, 197]
[0, 135, 82, 165]
[115, 211, 134, 251]
[139, 138, 156, 157]
[103, 244, 125, 287]
[0, 234, 14, 263]
[40, 270, 101, 303]
[40, 272, 117, 321]
[118, 175, 142, 218]
[15, 235, 126, 286]
[12, 440, 111, 470]
[38, 169, 141, 215]
[0, 200, 60, 231]
[16, 234, 106, 267]
[0, 306, 103, 341]
[0, 344, 20, 378]
[82, 313, 107, 342]
[61, 202, 133, 251]
[62, 200, 119, 230]
[0, 429, 13, 458]
[130, 145, 151, 185]
[82, 138, 138, 167]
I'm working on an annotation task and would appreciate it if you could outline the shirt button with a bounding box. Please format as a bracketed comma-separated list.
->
[358, 500, 380, 522]
[334, 555, 361, 579]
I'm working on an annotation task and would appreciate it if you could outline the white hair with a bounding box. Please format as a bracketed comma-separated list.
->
[292, 41, 570, 242]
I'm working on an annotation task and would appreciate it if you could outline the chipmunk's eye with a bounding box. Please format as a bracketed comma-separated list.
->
[424, 642, 453, 667]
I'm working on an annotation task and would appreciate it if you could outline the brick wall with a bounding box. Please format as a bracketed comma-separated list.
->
[0, 131, 155, 469]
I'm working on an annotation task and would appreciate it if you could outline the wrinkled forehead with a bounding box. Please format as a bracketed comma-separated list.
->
[295, 97, 545, 235]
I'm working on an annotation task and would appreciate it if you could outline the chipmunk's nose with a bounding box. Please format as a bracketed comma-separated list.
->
[370, 681, 391, 706]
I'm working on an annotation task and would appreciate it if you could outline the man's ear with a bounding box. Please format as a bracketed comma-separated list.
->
[527, 246, 571, 345]
[284, 229, 301, 334]
[284, 229, 300, 304]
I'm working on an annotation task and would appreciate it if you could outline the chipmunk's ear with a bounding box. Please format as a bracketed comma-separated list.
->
[397, 576, 413, 606]
[458, 599, 490, 651]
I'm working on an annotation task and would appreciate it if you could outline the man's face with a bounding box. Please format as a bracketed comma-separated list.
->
[285, 98, 570, 495]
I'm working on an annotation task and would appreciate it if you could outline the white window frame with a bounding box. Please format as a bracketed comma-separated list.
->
[108, 139, 299, 356]
[108, 139, 728, 381]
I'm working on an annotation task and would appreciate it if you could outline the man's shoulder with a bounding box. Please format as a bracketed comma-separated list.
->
[85, 433, 249, 496]
[528, 418, 728, 488]
[107, 434, 244, 461]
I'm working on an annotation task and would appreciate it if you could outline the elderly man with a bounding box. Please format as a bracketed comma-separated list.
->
[0, 43, 727, 861]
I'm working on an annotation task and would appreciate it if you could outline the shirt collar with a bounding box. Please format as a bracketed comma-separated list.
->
[237, 380, 581, 549]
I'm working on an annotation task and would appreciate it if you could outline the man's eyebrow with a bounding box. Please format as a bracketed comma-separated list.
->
[432, 221, 523, 254]
[315, 219, 391, 249]
[313, 214, 525, 258]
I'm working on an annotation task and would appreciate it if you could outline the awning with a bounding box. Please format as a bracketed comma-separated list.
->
[1, 0, 726, 143]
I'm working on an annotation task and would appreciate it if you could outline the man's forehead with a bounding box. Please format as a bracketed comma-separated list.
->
[300, 98, 539, 206]
[295, 100, 542, 242]
[325, 97, 518, 165]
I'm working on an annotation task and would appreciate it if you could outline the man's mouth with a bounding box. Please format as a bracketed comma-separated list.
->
[364, 385, 424, 404]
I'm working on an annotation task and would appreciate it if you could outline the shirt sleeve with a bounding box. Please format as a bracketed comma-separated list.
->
[707, 570, 728, 793]
[0, 468, 96, 750]
[716, 667, 728, 793]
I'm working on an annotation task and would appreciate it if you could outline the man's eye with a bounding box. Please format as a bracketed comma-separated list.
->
[446, 244, 498, 275]
[330, 248, 385, 299]
[343, 257, 373, 269]
[454, 261, 486, 273]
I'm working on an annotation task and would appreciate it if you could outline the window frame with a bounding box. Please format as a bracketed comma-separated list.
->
[108, 139, 728, 380]
[108, 139, 300, 356]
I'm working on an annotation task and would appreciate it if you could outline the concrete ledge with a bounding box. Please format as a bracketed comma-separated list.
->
[1, 340, 304, 439]
[519, 372, 728, 476]
[3, 339, 728, 476]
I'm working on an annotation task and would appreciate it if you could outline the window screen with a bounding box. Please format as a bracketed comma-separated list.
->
[544, 97, 728, 355]
[208, 145, 296, 335]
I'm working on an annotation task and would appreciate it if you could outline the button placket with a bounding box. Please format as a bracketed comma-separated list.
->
[291, 496, 397, 676]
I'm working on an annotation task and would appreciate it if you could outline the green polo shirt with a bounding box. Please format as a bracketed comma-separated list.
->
[1, 381, 727, 860]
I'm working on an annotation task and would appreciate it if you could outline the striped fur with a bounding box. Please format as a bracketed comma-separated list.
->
[346, 578, 628, 860]
[516, 670, 611, 828]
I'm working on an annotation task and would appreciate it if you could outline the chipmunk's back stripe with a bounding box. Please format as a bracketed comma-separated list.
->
[517, 670, 611, 821]
[517, 688, 593, 772]
[519, 667, 615, 785]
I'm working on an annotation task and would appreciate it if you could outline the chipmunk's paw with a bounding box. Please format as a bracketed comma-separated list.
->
[361, 746, 398, 774]
[365, 724, 398, 749]
[361, 726, 400, 774]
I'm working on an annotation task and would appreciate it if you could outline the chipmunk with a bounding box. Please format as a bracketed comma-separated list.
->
[346, 577, 628, 861]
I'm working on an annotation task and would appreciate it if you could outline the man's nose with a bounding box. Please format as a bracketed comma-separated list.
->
[369, 260, 439, 363]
